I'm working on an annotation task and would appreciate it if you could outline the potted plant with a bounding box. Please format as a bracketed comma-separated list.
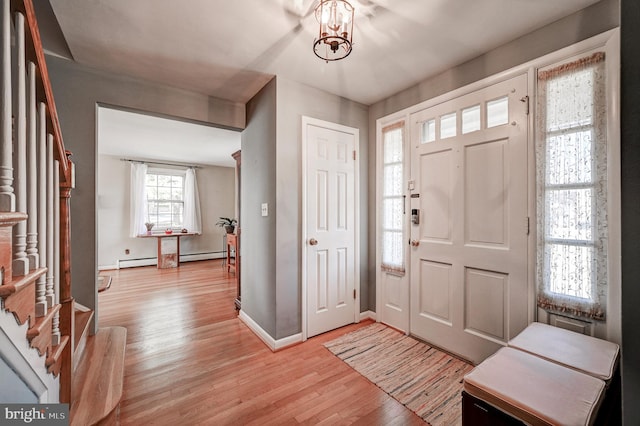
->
[144, 222, 154, 235]
[216, 217, 237, 234]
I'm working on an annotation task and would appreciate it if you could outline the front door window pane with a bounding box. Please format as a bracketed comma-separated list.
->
[487, 96, 508, 128]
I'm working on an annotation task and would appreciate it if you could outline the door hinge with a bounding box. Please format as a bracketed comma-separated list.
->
[526, 217, 530, 235]
[353, 289, 356, 299]
[353, 150, 356, 161]
[520, 95, 530, 115]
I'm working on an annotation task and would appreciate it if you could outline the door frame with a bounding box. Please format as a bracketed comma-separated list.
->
[301, 116, 360, 342]
[374, 30, 620, 340]
[375, 69, 538, 336]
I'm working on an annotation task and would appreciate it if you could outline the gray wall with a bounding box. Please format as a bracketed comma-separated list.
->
[46, 56, 245, 330]
[0, 359, 38, 403]
[369, 0, 619, 119]
[242, 78, 278, 338]
[97, 155, 236, 268]
[241, 76, 368, 340]
[620, 0, 640, 423]
[367, 0, 620, 310]
[275, 77, 369, 339]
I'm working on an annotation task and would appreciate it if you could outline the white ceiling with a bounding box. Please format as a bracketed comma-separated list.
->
[97, 107, 241, 168]
[49, 0, 600, 106]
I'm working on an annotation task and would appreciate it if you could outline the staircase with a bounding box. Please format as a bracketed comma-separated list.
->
[0, 0, 126, 423]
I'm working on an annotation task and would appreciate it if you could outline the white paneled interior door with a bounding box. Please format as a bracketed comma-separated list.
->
[409, 74, 529, 364]
[304, 118, 358, 338]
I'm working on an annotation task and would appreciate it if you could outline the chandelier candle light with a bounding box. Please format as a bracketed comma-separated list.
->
[313, 0, 354, 62]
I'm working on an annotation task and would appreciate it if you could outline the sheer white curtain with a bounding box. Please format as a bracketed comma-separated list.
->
[130, 162, 148, 237]
[536, 52, 608, 320]
[381, 122, 405, 274]
[182, 168, 202, 234]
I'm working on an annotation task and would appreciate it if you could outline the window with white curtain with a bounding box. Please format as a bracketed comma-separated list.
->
[130, 163, 203, 236]
[536, 52, 608, 320]
[381, 122, 405, 274]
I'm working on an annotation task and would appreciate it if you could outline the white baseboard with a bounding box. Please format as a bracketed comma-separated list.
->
[182, 252, 225, 262]
[98, 264, 118, 271]
[274, 332, 303, 351]
[116, 258, 155, 269]
[114, 252, 225, 269]
[360, 310, 377, 321]
[238, 310, 302, 352]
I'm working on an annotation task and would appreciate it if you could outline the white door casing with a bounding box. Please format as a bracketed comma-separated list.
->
[303, 117, 359, 339]
[410, 74, 529, 364]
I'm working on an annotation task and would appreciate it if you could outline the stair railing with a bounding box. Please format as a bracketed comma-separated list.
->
[0, 0, 74, 403]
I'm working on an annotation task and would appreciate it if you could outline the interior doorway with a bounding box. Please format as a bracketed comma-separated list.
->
[96, 106, 240, 272]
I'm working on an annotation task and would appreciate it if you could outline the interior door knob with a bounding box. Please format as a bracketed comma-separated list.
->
[411, 240, 420, 247]
[309, 238, 318, 246]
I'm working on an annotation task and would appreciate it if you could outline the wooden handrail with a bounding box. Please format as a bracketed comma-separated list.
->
[10, 0, 70, 185]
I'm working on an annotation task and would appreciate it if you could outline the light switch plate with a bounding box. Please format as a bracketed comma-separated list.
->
[261, 203, 268, 217]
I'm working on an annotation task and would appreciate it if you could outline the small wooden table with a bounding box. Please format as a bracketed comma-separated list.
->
[226, 232, 241, 310]
[138, 232, 197, 269]
[226, 233, 237, 274]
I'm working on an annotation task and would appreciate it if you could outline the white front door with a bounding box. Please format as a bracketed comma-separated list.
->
[304, 118, 358, 338]
[410, 74, 529, 364]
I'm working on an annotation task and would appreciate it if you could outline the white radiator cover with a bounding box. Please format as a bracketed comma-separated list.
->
[114, 251, 225, 269]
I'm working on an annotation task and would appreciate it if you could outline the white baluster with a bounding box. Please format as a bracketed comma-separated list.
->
[0, 0, 14, 211]
[12, 11, 28, 275]
[51, 159, 60, 345]
[45, 134, 54, 308]
[26, 61, 38, 270]
[35, 102, 46, 317]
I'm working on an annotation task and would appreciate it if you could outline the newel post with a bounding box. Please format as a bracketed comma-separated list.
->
[58, 150, 74, 404]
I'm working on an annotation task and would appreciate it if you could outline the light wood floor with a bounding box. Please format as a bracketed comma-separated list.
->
[98, 260, 424, 425]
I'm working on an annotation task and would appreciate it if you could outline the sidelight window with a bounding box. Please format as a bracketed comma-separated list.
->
[536, 52, 608, 320]
[381, 122, 405, 274]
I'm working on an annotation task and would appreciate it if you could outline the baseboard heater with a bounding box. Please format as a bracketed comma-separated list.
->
[113, 251, 225, 269]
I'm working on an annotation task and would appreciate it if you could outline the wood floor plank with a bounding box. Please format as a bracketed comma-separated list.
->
[98, 260, 424, 425]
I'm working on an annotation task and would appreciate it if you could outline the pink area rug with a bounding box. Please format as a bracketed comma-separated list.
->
[324, 323, 473, 425]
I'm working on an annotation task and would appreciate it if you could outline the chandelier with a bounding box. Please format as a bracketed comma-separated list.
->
[313, 0, 355, 62]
